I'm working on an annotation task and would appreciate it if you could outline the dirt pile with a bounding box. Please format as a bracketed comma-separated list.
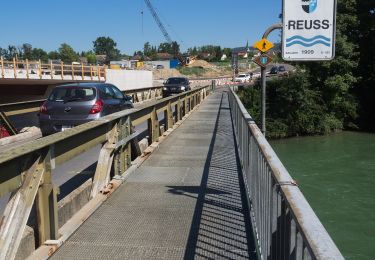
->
[188, 60, 216, 69]
[153, 69, 182, 79]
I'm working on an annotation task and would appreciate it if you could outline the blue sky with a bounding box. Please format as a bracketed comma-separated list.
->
[0, 0, 282, 54]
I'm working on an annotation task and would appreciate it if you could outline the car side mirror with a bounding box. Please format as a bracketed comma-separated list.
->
[124, 95, 132, 102]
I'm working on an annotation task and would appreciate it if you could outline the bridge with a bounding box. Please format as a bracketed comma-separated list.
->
[0, 86, 343, 259]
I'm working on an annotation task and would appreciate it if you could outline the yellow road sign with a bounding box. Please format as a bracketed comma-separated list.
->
[253, 39, 274, 52]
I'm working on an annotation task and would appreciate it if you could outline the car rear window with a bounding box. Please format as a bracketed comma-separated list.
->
[166, 78, 186, 84]
[48, 87, 96, 102]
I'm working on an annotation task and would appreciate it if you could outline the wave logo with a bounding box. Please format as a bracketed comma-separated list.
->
[286, 35, 331, 47]
[302, 0, 317, 13]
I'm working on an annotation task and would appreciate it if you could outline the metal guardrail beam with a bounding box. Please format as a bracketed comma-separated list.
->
[228, 87, 343, 260]
[0, 84, 212, 259]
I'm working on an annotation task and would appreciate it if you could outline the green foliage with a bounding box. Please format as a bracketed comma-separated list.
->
[357, 0, 375, 130]
[93, 36, 121, 63]
[238, 71, 348, 139]
[178, 67, 207, 76]
[58, 43, 79, 63]
[187, 45, 225, 61]
[84, 51, 97, 64]
[157, 41, 180, 55]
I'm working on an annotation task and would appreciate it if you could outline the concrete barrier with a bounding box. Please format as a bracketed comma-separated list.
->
[57, 179, 93, 227]
[105, 69, 153, 91]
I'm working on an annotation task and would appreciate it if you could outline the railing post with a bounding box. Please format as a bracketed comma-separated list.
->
[90, 65, 93, 80]
[38, 59, 42, 79]
[26, 59, 29, 79]
[71, 63, 75, 80]
[184, 95, 189, 115]
[97, 66, 100, 81]
[114, 116, 131, 176]
[81, 63, 84, 80]
[13, 58, 17, 79]
[176, 97, 182, 121]
[61, 61, 64, 79]
[165, 101, 174, 130]
[36, 148, 59, 244]
[148, 107, 159, 144]
[0, 56, 4, 78]
[50, 60, 53, 79]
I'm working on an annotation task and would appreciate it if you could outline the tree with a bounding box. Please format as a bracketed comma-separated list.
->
[21, 43, 33, 60]
[84, 51, 97, 64]
[93, 36, 121, 63]
[31, 48, 48, 62]
[58, 43, 79, 63]
[48, 51, 60, 60]
[357, 0, 375, 130]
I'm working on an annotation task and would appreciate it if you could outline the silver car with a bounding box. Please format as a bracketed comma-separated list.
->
[39, 83, 133, 135]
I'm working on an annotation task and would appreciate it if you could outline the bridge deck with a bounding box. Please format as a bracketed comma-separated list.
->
[51, 90, 256, 259]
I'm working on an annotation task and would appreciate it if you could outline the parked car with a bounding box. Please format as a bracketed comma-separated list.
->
[234, 73, 251, 83]
[156, 64, 164, 69]
[38, 83, 133, 136]
[162, 77, 191, 98]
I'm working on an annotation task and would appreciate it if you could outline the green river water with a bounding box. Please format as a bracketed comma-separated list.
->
[270, 131, 375, 260]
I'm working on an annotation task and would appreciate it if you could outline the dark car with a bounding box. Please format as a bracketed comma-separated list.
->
[269, 66, 279, 74]
[162, 77, 191, 98]
[39, 83, 133, 135]
[269, 65, 287, 75]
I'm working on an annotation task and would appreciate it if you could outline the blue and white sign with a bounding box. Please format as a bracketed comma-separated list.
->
[283, 0, 337, 60]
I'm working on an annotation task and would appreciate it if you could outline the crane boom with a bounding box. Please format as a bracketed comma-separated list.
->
[144, 0, 173, 43]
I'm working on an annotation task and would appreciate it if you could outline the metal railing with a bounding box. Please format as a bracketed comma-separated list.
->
[0, 57, 106, 81]
[228, 87, 343, 260]
[0, 85, 212, 260]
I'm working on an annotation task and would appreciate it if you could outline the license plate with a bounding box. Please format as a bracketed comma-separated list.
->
[61, 125, 73, 131]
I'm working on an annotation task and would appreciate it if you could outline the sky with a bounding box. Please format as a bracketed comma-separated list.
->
[0, 0, 282, 54]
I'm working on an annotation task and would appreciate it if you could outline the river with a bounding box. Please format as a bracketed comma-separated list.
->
[270, 131, 375, 259]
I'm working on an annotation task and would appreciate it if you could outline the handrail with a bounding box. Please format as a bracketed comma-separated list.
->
[0, 84, 212, 259]
[228, 87, 343, 260]
[0, 57, 106, 81]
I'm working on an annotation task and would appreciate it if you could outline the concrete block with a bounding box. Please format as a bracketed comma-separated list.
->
[57, 179, 92, 227]
[138, 138, 149, 154]
[15, 225, 35, 260]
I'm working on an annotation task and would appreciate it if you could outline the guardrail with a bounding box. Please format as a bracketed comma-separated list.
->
[0, 86, 163, 117]
[228, 87, 343, 260]
[0, 57, 106, 81]
[0, 85, 212, 259]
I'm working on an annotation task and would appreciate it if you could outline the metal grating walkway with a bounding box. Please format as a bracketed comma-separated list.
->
[51, 89, 257, 259]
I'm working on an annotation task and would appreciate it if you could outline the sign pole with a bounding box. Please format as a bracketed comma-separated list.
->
[255, 24, 282, 136]
[261, 66, 266, 135]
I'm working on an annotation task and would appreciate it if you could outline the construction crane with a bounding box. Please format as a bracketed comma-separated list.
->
[143, 0, 173, 44]
[143, 0, 187, 65]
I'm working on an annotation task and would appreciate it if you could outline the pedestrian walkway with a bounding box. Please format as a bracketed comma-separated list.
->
[51, 89, 257, 259]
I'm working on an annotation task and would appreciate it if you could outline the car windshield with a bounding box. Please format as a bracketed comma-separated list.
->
[49, 87, 96, 102]
[270, 67, 278, 73]
[238, 75, 247, 78]
[166, 78, 186, 84]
